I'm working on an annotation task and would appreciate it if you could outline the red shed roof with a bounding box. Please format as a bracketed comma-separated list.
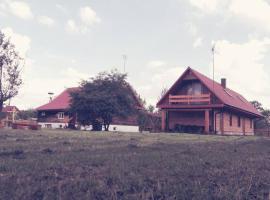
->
[157, 67, 262, 117]
[36, 87, 79, 111]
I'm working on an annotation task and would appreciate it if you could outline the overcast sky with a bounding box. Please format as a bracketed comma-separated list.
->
[1, 0, 270, 109]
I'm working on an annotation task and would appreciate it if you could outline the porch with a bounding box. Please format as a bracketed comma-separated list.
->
[161, 109, 212, 134]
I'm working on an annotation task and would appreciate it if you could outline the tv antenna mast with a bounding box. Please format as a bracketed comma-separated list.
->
[122, 54, 127, 73]
[48, 92, 54, 102]
[211, 43, 217, 91]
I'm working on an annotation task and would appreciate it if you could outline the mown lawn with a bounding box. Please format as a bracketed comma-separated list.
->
[0, 129, 269, 200]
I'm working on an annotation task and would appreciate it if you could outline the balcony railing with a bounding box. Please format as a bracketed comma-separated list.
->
[169, 94, 211, 104]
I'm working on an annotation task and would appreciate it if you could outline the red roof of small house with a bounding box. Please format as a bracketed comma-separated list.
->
[2, 106, 19, 112]
[36, 87, 79, 111]
[157, 67, 262, 117]
[36, 85, 144, 111]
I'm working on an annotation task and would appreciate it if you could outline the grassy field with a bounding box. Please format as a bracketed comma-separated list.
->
[0, 129, 269, 200]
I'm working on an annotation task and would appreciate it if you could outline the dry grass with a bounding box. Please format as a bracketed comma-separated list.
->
[0, 129, 269, 200]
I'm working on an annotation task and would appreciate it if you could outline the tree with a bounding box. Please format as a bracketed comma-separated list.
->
[158, 87, 168, 102]
[17, 109, 37, 120]
[0, 31, 23, 112]
[147, 105, 155, 113]
[250, 101, 264, 112]
[70, 70, 137, 131]
[250, 100, 270, 135]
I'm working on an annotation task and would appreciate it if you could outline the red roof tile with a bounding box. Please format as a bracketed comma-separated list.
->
[36, 87, 79, 111]
[157, 67, 262, 117]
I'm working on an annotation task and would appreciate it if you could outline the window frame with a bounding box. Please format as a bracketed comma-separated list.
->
[57, 112, 65, 119]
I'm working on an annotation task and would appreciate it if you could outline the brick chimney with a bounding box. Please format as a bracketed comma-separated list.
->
[221, 78, 226, 88]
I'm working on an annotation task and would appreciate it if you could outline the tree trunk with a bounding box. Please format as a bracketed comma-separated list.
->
[0, 100, 3, 112]
[104, 123, 109, 131]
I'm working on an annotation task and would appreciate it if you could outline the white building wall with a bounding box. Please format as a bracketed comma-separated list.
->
[38, 122, 68, 129]
[108, 124, 139, 132]
[40, 122, 139, 133]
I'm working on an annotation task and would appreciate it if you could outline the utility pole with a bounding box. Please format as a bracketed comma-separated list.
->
[123, 54, 127, 73]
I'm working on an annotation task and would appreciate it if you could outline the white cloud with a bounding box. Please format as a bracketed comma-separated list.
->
[13, 66, 90, 109]
[188, 0, 221, 13]
[61, 67, 88, 81]
[229, 0, 270, 32]
[66, 19, 84, 34]
[187, 0, 270, 32]
[1, 27, 31, 58]
[7, 1, 33, 20]
[212, 38, 270, 107]
[66, 6, 101, 34]
[193, 37, 202, 48]
[80, 6, 101, 26]
[135, 61, 185, 106]
[186, 22, 198, 36]
[147, 60, 166, 69]
[56, 4, 67, 14]
[37, 16, 55, 27]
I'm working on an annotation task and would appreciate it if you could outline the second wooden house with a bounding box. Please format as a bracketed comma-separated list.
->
[157, 67, 262, 135]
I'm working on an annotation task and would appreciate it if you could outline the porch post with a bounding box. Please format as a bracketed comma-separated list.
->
[204, 109, 210, 134]
[161, 110, 166, 132]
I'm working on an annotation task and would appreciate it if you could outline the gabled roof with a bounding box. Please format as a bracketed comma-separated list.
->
[36, 85, 144, 111]
[36, 87, 79, 111]
[2, 106, 19, 112]
[157, 67, 262, 117]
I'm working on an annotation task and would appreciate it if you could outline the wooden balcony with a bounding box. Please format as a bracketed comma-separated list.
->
[169, 94, 211, 105]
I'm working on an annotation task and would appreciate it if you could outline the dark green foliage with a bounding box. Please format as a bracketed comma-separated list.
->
[137, 111, 161, 132]
[147, 105, 155, 113]
[250, 101, 270, 134]
[17, 109, 37, 120]
[70, 70, 137, 131]
[0, 31, 23, 112]
[137, 111, 150, 131]
[250, 101, 264, 113]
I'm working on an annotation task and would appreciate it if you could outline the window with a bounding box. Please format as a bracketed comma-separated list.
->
[41, 112, 46, 117]
[250, 119, 253, 128]
[229, 114, 233, 126]
[187, 82, 202, 95]
[237, 116, 241, 127]
[193, 83, 202, 95]
[58, 112, 64, 119]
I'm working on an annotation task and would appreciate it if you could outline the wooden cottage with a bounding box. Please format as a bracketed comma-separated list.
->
[157, 67, 262, 135]
[36, 87, 143, 132]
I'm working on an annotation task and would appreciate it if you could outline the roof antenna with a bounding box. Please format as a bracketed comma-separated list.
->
[48, 92, 54, 102]
[122, 54, 127, 73]
[211, 43, 216, 92]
